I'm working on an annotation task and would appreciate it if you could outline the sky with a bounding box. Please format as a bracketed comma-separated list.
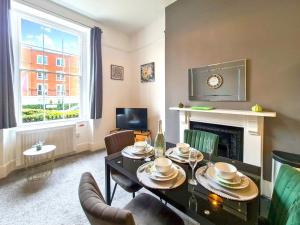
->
[21, 19, 80, 55]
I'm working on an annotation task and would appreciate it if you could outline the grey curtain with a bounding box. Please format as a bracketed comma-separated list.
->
[0, 0, 17, 129]
[90, 27, 103, 119]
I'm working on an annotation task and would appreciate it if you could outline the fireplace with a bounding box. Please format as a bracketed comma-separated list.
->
[190, 121, 244, 161]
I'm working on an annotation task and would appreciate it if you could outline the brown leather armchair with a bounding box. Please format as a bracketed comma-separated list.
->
[104, 130, 142, 202]
[78, 172, 185, 225]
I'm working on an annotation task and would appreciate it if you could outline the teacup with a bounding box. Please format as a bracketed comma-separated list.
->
[154, 157, 172, 174]
[176, 143, 190, 154]
[134, 141, 146, 152]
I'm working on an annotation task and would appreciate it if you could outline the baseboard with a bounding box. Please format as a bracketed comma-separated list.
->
[0, 160, 16, 179]
[261, 179, 272, 198]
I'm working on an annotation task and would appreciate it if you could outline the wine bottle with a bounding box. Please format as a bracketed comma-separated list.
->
[154, 120, 166, 158]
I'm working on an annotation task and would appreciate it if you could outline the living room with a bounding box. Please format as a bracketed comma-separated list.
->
[0, 0, 299, 225]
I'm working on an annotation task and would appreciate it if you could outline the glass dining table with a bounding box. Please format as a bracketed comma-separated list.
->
[105, 142, 261, 225]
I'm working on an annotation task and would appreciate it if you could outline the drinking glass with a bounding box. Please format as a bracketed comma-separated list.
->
[144, 136, 152, 162]
[188, 148, 198, 185]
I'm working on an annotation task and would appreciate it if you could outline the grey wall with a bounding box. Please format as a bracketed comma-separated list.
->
[165, 0, 300, 180]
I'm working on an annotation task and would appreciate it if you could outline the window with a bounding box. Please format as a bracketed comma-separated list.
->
[56, 57, 65, 67]
[37, 70, 48, 80]
[56, 84, 65, 96]
[36, 55, 48, 65]
[37, 84, 48, 96]
[13, 4, 89, 124]
[56, 71, 65, 81]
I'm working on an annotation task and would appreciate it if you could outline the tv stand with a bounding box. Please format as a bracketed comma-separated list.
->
[109, 129, 151, 142]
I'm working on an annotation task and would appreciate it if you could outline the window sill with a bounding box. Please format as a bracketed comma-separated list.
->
[16, 119, 89, 133]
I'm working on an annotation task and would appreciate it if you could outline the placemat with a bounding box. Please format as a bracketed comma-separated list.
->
[195, 166, 258, 201]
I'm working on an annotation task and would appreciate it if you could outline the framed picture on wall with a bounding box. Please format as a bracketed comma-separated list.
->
[111, 65, 124, 80]
[141, 62, 155, 82]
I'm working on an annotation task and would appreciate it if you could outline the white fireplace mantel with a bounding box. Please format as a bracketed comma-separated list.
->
[169, 107, 276, 167]
[170, 107, 276, 196]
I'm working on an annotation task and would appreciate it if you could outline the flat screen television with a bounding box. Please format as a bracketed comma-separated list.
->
[116, 108, 148, 131]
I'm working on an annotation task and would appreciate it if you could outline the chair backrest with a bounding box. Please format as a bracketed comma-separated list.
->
[268, 164, 300, 225]
[78, 172, 136, 225]
[105, 130, 135, 155]
[184, 129, 219, 154]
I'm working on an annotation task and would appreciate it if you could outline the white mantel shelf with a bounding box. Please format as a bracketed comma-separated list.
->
[169, 107, 276, 117]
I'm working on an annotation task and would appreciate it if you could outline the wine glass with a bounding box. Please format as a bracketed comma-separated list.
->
[188, 148, 198, 185]
[207, 139, 214, 167]
[144, 136, 152, 162]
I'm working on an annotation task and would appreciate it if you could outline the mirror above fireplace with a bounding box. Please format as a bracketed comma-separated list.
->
[188, 59, 246, 101]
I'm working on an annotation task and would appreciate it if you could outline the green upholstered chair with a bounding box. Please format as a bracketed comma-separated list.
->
[184, 129, 219, 155]
[258, 164, 300, 225]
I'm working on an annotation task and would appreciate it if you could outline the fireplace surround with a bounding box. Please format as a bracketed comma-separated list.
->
[170, 107, 276, 196]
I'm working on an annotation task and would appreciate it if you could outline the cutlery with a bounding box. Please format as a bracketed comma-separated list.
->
[207, 182, 240, 199]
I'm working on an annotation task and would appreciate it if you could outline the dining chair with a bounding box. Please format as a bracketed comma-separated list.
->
[258, 164, 300, 225]
[184, 129, 219, 155]
[78, 172, 185, 225]
[104, 130, 142, 203]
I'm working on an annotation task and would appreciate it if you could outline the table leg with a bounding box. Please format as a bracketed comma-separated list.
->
[105, 160, 111, 205]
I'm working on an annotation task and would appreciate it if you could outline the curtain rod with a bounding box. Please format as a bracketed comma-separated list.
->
[18, 0, 96, 29]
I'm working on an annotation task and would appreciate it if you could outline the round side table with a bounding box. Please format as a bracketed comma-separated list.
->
[23, 145, 56, 181]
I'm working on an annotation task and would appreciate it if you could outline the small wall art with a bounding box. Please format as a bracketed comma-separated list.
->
[141, 62, 155, 82]
[111, 65, 124, 80]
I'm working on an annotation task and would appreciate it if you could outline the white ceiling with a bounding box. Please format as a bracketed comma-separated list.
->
[49, 0, 176, 34]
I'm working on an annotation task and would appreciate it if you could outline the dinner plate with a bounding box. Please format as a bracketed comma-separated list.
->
[147, 164, 179, 181]
[216, 173, 242, 186]
[175, 148, 190, 158]
[206, 166, 250, 190]
[166, 148, 203, 164]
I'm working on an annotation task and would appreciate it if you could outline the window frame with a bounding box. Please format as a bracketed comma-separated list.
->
[37, 83, 48, 96]
[36, 69, 48, 80]
[56, 71, 65, 81]
[56, 57, 65, 67]
[36, 55, 48, 65]
[11, 5, 90, 126]
[56, 84, 65, 96]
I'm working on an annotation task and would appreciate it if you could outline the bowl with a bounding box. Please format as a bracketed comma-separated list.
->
[176, 143, 190, 154]
[214, 162, 237, 180]
[154, 157, 172, 174]
[134, 141, 146, 152]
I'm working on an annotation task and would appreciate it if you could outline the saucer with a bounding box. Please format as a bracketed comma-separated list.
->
[148, 164, 178, 181]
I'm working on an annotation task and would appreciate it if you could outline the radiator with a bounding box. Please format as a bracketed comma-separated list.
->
[16, 125, 75, 166]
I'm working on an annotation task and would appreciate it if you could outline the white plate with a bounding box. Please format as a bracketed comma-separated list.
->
[126, 145, 152, 155]
[195, 166, 258, 201]
[149, 165, 179, 181]
[206, 166, 249, 190]
[166, 148, 203, 164]
[137, 163, 186, 189]
[175, 148, 189, 158]
[216, 173, 241, 185]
